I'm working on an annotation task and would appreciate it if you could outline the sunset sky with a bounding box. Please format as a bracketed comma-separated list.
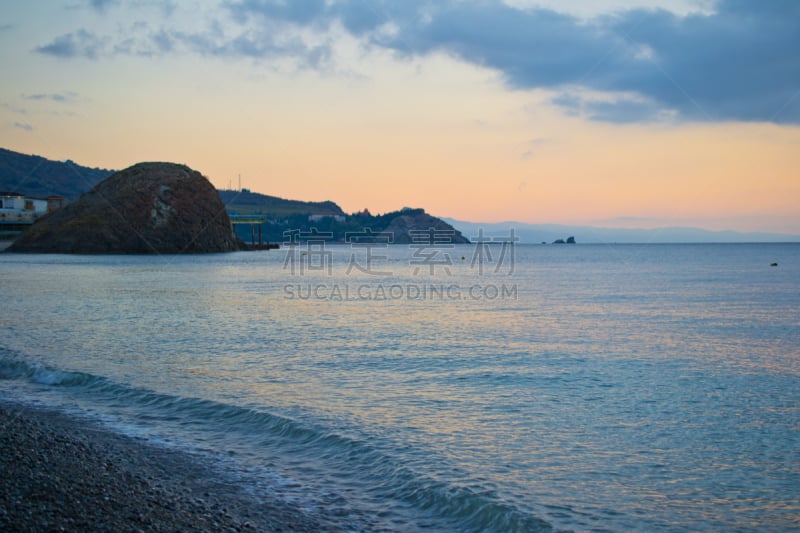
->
[1, 1, 798, 233]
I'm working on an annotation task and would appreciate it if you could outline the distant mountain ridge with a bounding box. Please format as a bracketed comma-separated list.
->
[445, 219, 800, 244]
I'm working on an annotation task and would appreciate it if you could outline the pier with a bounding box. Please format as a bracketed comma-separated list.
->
[229, 214, 278, 250]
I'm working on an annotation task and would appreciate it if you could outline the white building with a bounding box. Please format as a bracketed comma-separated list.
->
[308, 214, 345, 222]
[0, 192, 48, 223]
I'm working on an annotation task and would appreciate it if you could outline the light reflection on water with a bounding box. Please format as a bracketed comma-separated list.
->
[1, 243, 799, 530]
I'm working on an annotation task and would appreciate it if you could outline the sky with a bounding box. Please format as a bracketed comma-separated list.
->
[0, 0, 798, 233]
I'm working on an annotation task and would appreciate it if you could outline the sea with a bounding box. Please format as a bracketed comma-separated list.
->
[1, 242, 798, 532]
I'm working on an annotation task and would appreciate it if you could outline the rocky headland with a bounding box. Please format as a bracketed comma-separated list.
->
[382, 209, 470, 244]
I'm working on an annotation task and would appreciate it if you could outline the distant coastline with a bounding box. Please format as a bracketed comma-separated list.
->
[1, 149, 469, 250]
[3, 147, 797, 247]
[444, 218, 800, 245]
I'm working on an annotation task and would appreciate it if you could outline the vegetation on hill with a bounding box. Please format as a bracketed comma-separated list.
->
[0, 148, 112, 199]
[218, 189, 344, 217]
[228, 207, 469, 245]
[218, 188, 469, 244]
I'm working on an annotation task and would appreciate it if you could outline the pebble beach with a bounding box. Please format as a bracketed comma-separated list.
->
[0, 400, 326, 532]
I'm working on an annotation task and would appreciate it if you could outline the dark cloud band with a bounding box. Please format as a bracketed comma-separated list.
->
[33, 0, 800, 124]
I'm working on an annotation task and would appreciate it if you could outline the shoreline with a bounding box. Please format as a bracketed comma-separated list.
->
[0, 399, 328, 532]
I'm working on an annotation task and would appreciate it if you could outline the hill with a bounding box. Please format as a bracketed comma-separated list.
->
[218, 189, 345, 217]
[10, 163, 239, 253]
[0, 148, 112, 199]
[239, 207, 469, 245]
[219, 189, 469, 244]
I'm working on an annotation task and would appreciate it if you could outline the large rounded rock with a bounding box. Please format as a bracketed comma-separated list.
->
[10, 162, 239, 253]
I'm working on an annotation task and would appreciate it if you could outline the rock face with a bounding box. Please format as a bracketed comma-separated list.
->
[10, 163, 240, 253]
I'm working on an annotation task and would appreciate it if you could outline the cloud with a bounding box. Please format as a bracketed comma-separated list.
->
[221, 0, 800, 124]
[13, 122, 33, 132]
[602, 1, 800, 123]
[150, 29, 175, 53]
[33, 0, 800, 123]
[0, 23, 14, 32]
[370, 0, 799, 123]
[88, 0, 118, 12]
[551, 90, 678, 123]
[521, 137, 551, 159]
[84, 0, 176, 17]
[34, 14, 331, 68]
[35, 29, 107, 59]
[226, 0, 329, 26]
[1, 103, 27, 115]
[22, 92, 79, 104]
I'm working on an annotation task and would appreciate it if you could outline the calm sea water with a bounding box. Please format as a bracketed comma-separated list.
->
[1, 243, 798, 531]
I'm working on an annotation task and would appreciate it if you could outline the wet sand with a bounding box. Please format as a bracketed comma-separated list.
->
[0, 400, 328, 532]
